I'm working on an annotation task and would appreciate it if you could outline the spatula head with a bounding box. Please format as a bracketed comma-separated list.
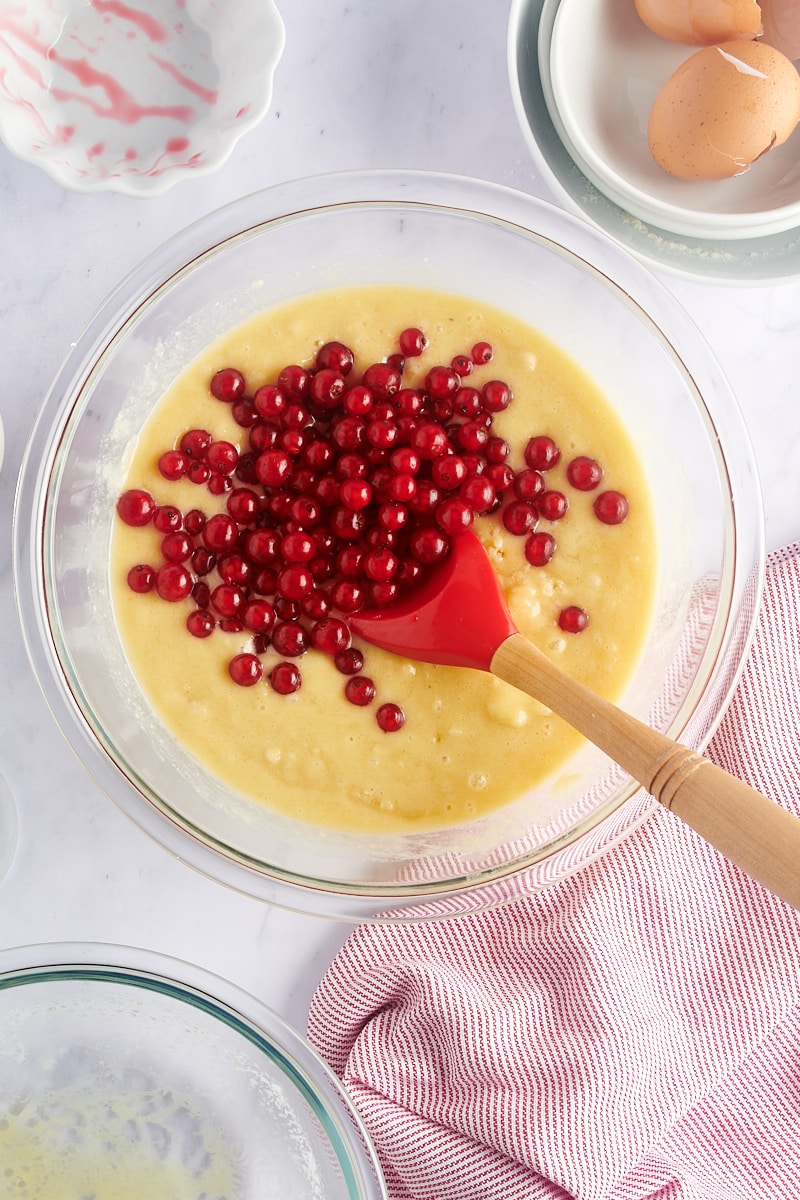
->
[348, 530, 518, 671]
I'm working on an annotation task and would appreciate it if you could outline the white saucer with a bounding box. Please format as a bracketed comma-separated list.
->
[508, 0, 800, 283]
[544, 0, 800, 241]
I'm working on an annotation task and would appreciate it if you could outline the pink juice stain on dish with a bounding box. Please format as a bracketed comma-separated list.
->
[91, 0, 168, 44]
[150, 55, 218, 105]
[0, 18, 48, 90]
[149, 137, 203, 175]
[49, 52, 195, 125]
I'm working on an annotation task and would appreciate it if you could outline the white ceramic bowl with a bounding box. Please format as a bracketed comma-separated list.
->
[0, 942, 386, 1199]
[0, 0, 284, 195]
[508, 0, 800, 283]
[545, 0, 800, 241]
[14, 171, 764, 921]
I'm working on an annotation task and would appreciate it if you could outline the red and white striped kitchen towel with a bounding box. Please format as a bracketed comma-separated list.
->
[307, 542, 800, 1200]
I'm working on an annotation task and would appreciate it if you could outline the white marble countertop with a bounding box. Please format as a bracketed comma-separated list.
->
[1, 0, 799, 1039]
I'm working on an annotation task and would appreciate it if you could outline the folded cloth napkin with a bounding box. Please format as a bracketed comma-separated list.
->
[307, 542, 800, 1200]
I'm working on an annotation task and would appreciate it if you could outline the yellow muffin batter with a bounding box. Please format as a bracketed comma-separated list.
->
[112, 286, 656, 834]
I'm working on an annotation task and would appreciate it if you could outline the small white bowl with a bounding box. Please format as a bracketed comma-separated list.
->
[0, 0, 284, 196]
[543, 0, 800, 241]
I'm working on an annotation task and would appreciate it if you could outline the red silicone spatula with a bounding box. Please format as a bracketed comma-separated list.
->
[349, 531, 800, 909]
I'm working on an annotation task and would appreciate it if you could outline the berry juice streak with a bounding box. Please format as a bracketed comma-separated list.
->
[0, 1, 217, 155]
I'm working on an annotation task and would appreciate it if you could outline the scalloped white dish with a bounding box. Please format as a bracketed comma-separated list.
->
[508, 0, 800, 283]
[0, 0, 284, 196]
[545, 0, 800, 241]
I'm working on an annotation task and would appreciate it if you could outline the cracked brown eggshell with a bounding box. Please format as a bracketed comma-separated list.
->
[635, 0, 762, 45]
[647, 40, 800, 179]
[760, 0, 800, 61]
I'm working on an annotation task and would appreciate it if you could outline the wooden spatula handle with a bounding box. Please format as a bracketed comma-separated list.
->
[491, 633, 800, 909]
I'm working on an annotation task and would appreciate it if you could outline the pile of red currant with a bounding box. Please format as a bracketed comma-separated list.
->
[117, 327, 629, 731]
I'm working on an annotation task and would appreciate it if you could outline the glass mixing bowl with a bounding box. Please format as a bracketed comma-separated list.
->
[13, 171, 764, 920]
[0, 942, 385, 1199]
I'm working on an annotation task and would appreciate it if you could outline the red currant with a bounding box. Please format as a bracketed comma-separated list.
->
[594, 491, 629, 525]
[187, 461, 211, 485]
[301, 588, 331, 620]
[481, 380, 512, 412]
[184, 509, 207, 536]
[277, 564, 314, 600]
[524, 531, 556, 566]
[345, 676, 376, 706]
[398, 327, 427, 357]
[228, 653, 263, 687]
[206, 441, 239, 475]
[255, 449, 292, 488]
[334, 647, 365, 675]
[431, 455, 467, 490]
[330, 579, 365, 612]
[362, 362, 401, 399]
[436, 498, 474, 535]
[152, 505, 183, 534]
[451, 354, 473, 378]
[271, 621, 309, 657]
[209, 367, 246, 403]
[538, 490, 569, 521]
[243, 600, 276, 634]
[524, 435, 561, 472]
[558, 606, 589, 634]
[180, 429, 212, 459]
[278, 364, 311, 399]
[459, 476, 496, 514]
[187, 609, 215, 638]
[376, 702, 405, 732]
[217, 553, 252, 586]
[158, 450, 189, 481]
[253, 384, 287, 420]
[269, 662, 302, 694]
[411, 424, 449, 462]
[227, 487, 261, 525]
[161, 532, 193, 563]
[567, 456, 604, 491]
[316, 340, 355, 375]
[340, 479, 373, 511]
[127, 564, 155, 593]
[210, 583, 245, 618]
[155, 563, 193, 602]
[502, 501, 537, 537]
[202, 514, 239, 552]
[363, 546, 399, 582]
[311, 617, 351, 655]
[409, 527, 449, 564]
[116, 489, 155, 527]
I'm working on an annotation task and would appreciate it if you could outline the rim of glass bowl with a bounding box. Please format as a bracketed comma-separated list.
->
[0, 941, 386, 1200]
[12, 169, 765, 922]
